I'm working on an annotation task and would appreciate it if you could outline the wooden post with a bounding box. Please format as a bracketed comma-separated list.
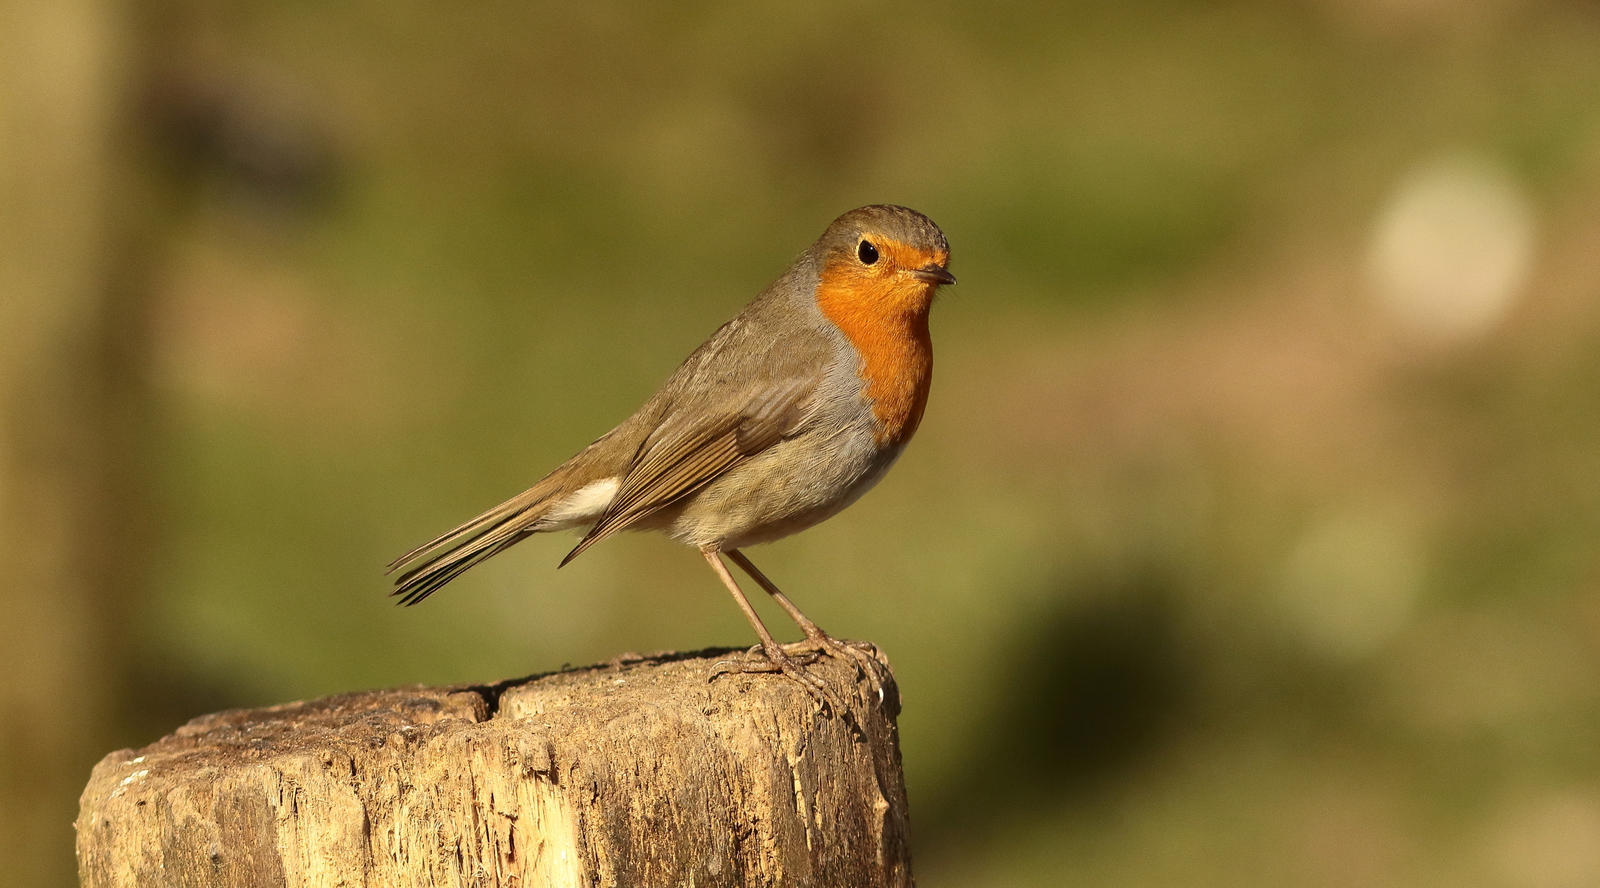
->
[75, 650, 914, 887]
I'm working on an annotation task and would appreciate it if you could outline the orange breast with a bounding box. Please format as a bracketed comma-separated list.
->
[814, 260, 936, 447]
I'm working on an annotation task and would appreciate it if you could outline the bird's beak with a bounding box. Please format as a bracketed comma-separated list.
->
[909, 264, 956, 286]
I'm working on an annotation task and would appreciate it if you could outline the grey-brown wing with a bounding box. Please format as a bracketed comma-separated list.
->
[558, 376, 815, 565]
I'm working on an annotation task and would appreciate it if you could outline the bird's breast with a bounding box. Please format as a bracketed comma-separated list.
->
[814, 278, 934, 448]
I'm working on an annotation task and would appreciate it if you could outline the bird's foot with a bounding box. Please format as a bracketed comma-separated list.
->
[781, 634, 890, 687]
[709, 643, 834, 706]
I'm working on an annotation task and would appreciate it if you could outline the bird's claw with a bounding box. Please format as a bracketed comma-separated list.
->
[709, 644, 838, 708]
[782, 634, 890, 687]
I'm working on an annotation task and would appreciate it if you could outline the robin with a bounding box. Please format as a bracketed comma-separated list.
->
[388, 205, 954, 692]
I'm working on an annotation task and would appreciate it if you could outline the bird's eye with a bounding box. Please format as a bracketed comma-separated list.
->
[857, 240, 879, 265]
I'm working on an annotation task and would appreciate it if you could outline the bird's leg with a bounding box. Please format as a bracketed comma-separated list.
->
[700, 548, 829, 699]
[725, 549, 889, 679]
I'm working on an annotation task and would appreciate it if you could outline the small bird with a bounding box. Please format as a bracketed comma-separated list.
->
[388, 205, 954, 690]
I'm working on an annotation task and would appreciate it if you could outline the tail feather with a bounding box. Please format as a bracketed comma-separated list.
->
[390, 423, 637, 605]
[391, 531, 529, 605]
[385, 485, 547, 573]
[388, 483, 561, 606]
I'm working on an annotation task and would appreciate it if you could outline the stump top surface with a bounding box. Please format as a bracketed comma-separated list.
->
[78, 648, 912, 888]
[90, 647, 901, 796]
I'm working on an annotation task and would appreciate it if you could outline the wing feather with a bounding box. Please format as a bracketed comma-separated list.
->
[559, 377, 815, 565]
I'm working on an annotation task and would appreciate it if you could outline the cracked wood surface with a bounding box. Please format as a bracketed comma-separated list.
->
[76, 650, 913, 887]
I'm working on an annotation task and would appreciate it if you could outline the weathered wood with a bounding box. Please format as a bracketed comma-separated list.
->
[76, 650, 913, 887]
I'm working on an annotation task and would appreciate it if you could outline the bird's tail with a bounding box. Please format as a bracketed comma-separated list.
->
[386, 472, 573, 606]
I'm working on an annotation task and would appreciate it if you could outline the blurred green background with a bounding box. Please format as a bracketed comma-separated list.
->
[7, 0, 1600, 885]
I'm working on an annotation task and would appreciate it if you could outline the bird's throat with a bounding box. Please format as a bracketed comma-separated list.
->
[815, 271, 935, 447]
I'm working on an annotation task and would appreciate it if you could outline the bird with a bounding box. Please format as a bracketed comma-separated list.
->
[388, 205, 954, 692]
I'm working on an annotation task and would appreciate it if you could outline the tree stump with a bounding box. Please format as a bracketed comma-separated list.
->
[75, 649, 913, 887]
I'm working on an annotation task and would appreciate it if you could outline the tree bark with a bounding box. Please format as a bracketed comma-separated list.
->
[76, 650, 914, 887]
